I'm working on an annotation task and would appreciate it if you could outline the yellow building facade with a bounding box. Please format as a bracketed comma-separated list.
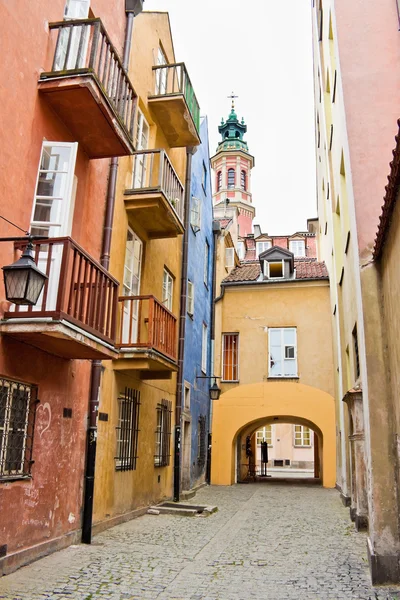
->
[93, 12, 198, 528]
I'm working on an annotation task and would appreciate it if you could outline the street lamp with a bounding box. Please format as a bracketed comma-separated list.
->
[2, 239, 48, 306]
[209, 380, 221, 401]
[125, 0, 144, 15]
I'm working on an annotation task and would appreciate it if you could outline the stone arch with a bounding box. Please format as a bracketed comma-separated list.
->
[211, 382, 336, 488]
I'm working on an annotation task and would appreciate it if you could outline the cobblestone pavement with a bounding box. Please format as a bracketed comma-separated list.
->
[2, 484, 400, 600]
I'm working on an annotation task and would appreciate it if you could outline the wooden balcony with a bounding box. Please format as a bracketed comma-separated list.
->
[115, 295, 178, 378]
[148, 63, 201, 148]
[38, 19, 137, 158]
[1, 238, 119, 360]
[124, 150, 185, 239]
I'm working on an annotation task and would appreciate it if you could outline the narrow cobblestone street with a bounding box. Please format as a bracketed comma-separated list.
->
[1, 484, 400, 600]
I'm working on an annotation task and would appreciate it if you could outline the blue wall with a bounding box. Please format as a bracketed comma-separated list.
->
[183, 117, 214, 488]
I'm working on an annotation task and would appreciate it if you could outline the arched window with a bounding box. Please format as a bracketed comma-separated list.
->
[217, 171, 222, 191]
[241, 170, 247, 191]
[227, 168, 235, 189]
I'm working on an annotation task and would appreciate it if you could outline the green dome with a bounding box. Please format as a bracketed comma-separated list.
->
[217, 105, 249, 153]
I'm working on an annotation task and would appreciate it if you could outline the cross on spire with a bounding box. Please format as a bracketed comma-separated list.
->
[228, 91, 238, 110]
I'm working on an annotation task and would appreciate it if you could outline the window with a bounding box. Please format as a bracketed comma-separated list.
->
[256, 241, 272, 257]
[202, 162, 207, 191]
[155, 46, 168, 94]
[289, 240, 306, 257]
[190, 196, 201, 232]
[162, 269, 174, 311]
[197, 415, 207, 470]
[115, 387, 140, 471]
[294, 425, 311, 447]
[154, 400, 172, 467]
[241, 170, 247, 191]
[268, 328, 298, 377]
[227, 168, 235, 189]
[204, 241, 210, 286]
[0, 377, 37, 480]
[222, 333, 239, 381]
[237, 241, 245, 260]
[187, 281, 194, 316]
[217, 171, 222, 191]
[133, 111, 150, 188]
[31, 142, 78, 238]
[121, 229, 142, 345]
[64, 0, 90, 18]
[352, 324, 360, 379]
[184, 383, 190, 410]
[264, 260, 284, 279]
[225, 247, 234, 268]
[202, 323, 208, 373]
[256, 425, 272, 446]
[55, 1, 90, 70]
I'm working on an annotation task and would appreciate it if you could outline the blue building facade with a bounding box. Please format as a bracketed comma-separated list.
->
[181, 117, 214, 491]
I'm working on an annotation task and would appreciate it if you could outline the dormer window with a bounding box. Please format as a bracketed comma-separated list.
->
[264, 260, 284, 279]
[289, 239, 306, 257]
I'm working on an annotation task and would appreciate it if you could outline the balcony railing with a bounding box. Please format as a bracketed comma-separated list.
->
[5, 238, 119, 345]
[128, 149, 185, 223]
[151, 62, 200, 135]
[41, 18, 137, 143]
[117, 295, 177, 362]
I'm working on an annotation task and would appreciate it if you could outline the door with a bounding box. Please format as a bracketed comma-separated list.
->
[54, 0, 91, 71]
[22, 142, 78, 314]
[122, 228, 143, 345]
[155, 46, 167, 95]
[133, 111, 150, 189]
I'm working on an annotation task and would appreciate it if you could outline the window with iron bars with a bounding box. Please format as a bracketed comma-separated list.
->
[154, 400, 172, 467]
[0, 377, 38, 480]
[197, 415, 206, 470]
[115, 387, 140, 471]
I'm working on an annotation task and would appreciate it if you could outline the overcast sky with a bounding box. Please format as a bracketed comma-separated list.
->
[143, 0, 316, 235]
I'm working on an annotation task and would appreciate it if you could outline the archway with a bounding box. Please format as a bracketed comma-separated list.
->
[211, 382, 336, 488]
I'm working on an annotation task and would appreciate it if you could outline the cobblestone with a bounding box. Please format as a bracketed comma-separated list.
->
[1, 484, 400, 599]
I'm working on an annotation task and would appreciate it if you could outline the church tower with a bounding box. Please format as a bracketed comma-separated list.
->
[211, 99, 255, 237]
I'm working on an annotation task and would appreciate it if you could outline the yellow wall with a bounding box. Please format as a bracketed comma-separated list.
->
[211, 279, 336, 488]
[94, 12, 186, 524]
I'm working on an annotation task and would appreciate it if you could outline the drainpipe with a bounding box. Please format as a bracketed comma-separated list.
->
[174, 146, 195, 502]
[82, 6, 138, 545]
[206, 220, 221, 484]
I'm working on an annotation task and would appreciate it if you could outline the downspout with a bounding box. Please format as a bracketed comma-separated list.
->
[206, 219, 221, 484]
[174, 146, 195, 502]
[82, 9, 136, 545]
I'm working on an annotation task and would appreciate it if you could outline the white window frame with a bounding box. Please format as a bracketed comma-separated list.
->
[30, 141, 78, 238]
[264, 260, 284, 279]
[256, 241, 272, 257]
[237, 241, 245, 260]
[225, 247, 234, 268]
[268, 327, 298, 378]
[204, 241, 209, 286]
[201, 323, 208, 373]
[190, 196, 201, 232]
[187, 281, 194, 316]
[222, 333, 239, 382]
[293, 425, 312, 447]
[64, 0, 90, 18]
[227, 168, 235, 189]
[162, 269, 174, 312]
[256, 426, 273, 447]
[155, 46, 168, 95]
[289, 239, 306, 257]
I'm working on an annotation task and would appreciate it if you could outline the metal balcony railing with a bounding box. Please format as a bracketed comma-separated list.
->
[5, 238, 119, 345]
[129, 149, 185, 223]
[41, 18, 137, 141]
[117, 295, 177, 362]
[151, 62, 200, 135]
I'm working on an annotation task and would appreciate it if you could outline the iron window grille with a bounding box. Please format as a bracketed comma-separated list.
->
[115, 387, 140, 471]
[0, 377, 38, 480]
[197, 415, 206, 470]
[154, 399, 172, 467]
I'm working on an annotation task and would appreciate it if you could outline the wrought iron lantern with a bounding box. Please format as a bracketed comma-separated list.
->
[2, 240, 48, 306]
[209, 380, 221, 401]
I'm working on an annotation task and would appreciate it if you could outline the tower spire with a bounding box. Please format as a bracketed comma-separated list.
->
[227, 91, 238, 111]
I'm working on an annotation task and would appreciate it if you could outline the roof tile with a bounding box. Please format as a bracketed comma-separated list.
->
[223, 259, 329, 284]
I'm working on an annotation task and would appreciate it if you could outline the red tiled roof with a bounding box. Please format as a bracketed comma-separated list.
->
[374, 120, 400, 258]
[222, 260, 329, 284]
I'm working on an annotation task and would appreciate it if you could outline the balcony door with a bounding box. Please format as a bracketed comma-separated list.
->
[54, 0, 91, 71]
[155, 46, 168, 95]
[122, 228, 143, 345]
[27, 142, 77, 313]
[133, 111, 149, 189]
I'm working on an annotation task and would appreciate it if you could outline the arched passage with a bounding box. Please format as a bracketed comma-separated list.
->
[211, 382, 336, 488]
